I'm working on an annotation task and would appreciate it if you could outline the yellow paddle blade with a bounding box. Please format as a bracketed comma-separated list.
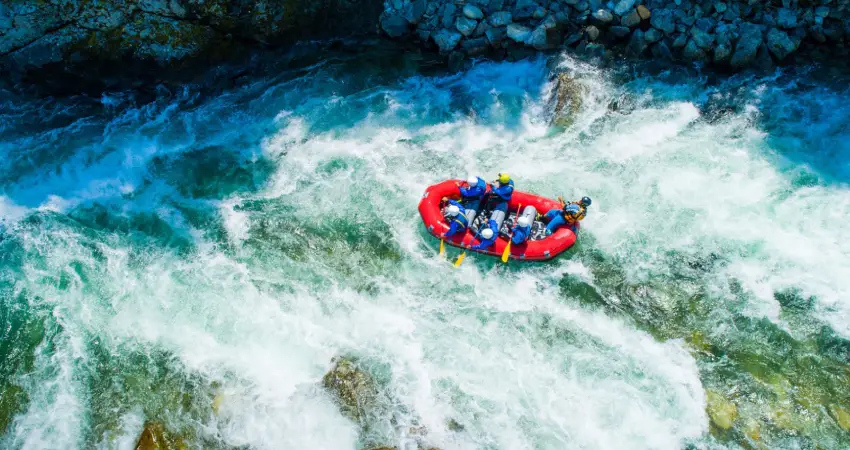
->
[454, 251, 467, 267]
[439, 239, 445, 256]
[501, 241, 511, 263]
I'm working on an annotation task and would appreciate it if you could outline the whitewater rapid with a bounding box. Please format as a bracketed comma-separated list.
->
[1, 51, 849, 449]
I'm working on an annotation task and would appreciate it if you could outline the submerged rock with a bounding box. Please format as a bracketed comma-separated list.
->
[706, 390, 738, 430]
[135, 422, 186, 450]
[830, 405, 850, 430]
[550, 72, 584, 128]
[321, 356, 379, 422]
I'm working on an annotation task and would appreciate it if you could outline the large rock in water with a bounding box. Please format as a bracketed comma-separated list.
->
[135, 422, 186, 450]
[550, 72, 584, 128]
[706, 390, 738, 430]
[322, 356, 379, 422]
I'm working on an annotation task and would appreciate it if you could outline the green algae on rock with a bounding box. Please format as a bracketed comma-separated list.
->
[706, 389, 738, 430]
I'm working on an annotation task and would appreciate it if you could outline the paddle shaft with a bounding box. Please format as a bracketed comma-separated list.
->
[501, 203, 523, 263]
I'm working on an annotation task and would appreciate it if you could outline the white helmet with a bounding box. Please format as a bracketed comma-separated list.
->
[467, 175, 479, 185]
[480, 228, 494, 239]
[446, 205, 460, 216]
[517, 216, 530, 227]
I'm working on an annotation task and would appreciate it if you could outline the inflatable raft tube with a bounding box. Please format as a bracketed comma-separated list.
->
[418, 180, 577, 261]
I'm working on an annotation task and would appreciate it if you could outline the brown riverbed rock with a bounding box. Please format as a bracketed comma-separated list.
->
[135, 422, 187, 450]
[550, 72, 584, 128]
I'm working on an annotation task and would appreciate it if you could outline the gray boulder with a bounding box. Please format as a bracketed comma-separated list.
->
[714, 43, 731, 63]
[485, 26, 507, 45]
[766, 27, 797, 60]
[776, 8, 797, 29]
[729, 22, 764, 68]
[529, 26, 549, 49]
[462, 37, 489, 55]
[464, 5, 485, 20]
[448, 51, 465, 72]
[456, 16, 479, 36]
[815, 6, 830, 18]
[474, 21, 491, 37]
[610, 26, 632, 37]
[650, 9, 676, 34]
[507, 23, 532, 42]
[652, 40, 673, 59]
[592, 9, 614, 23]
[433, 29, 463, 52]
[695, 18, 716, 33]
[489, 11, 513, 26]
[714, 2, 727, 13]
[715, 22, 733, 46]
[540, 14, 558, 30]
[683, 39, 707, 61]
[586, 25, 601, 41]
[381, 14, 410, 38]
[533, 7, 548, 19]
[613, 0, 637, 16]
[622, 10, 642, 27]
[626, 29, 648, 55]
[565, 32, 584, 46]
[672, 34, 688, 48]
[441, 3, 458, 27]
[555, 11, 571, 25]
[637, 5, 651, 20]
[690, 27, 715, 50]
[644, 28, 663, 43]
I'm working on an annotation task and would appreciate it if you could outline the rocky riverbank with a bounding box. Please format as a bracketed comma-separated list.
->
[0, 0, 384, 94]
[379, 0, 850, 70]
[2, 0, 849, 94]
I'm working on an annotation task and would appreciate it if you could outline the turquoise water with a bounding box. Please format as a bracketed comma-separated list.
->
[1, 49, 850, 449]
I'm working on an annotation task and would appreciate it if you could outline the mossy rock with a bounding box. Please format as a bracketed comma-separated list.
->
[706, 389, 738, 430]
[321, 356, 378, 422]
[135, 422, 187, 450]
[550, 72, 584, 128]
[829, 405, 850, 430]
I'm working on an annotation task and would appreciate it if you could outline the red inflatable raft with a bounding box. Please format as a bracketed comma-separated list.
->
[418, 180, 577, 261]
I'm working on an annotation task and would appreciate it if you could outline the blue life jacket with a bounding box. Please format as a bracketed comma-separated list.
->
[444, 200, 469, 237]
[471, 219, 498, 250]
[459, 177, 486, 200]
[491, 179, 515, 202]
[511, 223, 531, 244]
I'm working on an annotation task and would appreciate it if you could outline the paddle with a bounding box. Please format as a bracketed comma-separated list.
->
[501, 203, 523, 263]
[439, 238, 445, 257]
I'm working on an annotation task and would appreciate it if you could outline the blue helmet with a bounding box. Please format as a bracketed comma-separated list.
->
[580, 196, 592, 207]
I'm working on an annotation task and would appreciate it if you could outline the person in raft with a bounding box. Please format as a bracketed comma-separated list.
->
[471, 220, 499, 251]
[457, 174, 487, 208]
[487, 172, 515, 213]
[544, 196, 591, 235]
[510, 215, 532, 245]
[440, 200, 469, 238]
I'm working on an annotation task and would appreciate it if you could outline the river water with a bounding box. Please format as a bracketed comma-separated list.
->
[1, 46, 849, 449]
